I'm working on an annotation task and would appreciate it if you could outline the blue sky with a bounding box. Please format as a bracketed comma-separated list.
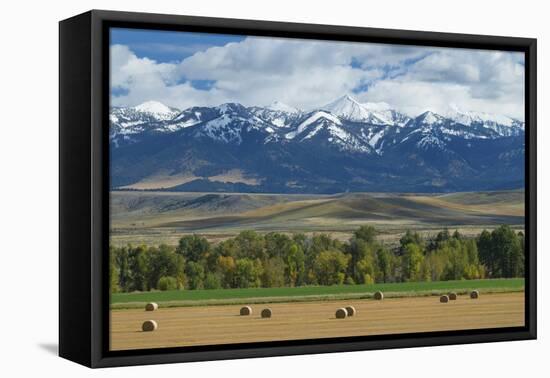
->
[110, 27, 525, 119]
[111, 28, 245, 63]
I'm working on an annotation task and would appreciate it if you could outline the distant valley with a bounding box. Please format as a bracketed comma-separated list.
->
[110, 190, 525, 247]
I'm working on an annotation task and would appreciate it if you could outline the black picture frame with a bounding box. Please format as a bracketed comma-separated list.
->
[59, 9, 537, 368]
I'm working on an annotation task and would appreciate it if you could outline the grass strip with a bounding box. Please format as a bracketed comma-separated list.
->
[111, 278, 524, 310]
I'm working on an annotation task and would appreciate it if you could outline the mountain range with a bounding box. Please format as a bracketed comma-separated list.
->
[109, 95, 525, 193]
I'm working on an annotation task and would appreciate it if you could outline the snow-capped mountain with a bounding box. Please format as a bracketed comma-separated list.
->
[414, 111, 447, 126]
[109, 95, 525, 193]
[132, 100, 180, 120]
[166, 106, 219, 131]
[109, 95, 524, 157]
[285, 111, 342, 140]
[109, 101, 180, 144]
[322, 95, 389, 125]
[193, 103, 273, 144]
[249, 103, 302, 130]
[267, 101, 300, 113]
[443, 107, 524, 137]
[362, 102, 412, 127]
[392, 110, 507, 152]
[279, 110, 374, 154]
[444, 105, 516, 127]
[110, 95, 523, 146]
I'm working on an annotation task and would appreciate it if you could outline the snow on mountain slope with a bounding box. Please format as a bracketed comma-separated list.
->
[267, 101, 300, 113]
[109, 101, 180, 135]
[416, 134, 447, 150]
[169, 108, 206, 130]
[362, 102, 412, 127]
[133, 101, 179, 120]
[109, 95, 525, 193]
[198, 114, 245, 144]
[442, 107, 524, 136]
[285, 111, 342, 140]
[249, 105, 301, 129]
[282, 110, 373, 153]
[194, 104, 272, 144]
[415, 111, 447, 126]
[362, 128, 386, 151]
[322, 95, 388, 125]
[326, 124, 372, 153]
[167, 106, 233, 133]
[109, 96, 525, 153]
[321, 95, 412, 127]
[444, 105, 515, 126]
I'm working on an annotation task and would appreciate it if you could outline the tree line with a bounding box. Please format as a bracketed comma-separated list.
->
[110, 225, 524, 293]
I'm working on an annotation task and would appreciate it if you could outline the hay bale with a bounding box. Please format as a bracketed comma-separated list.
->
[145, 302, 158, 311]
[345, 306, 356, 316]
[449, 292, 457, 300]
[240, 306, 252, 316]
[142, 320, 158, 332]
[374, 291, 384, 300]
[470, 290, 480, 299]
[261, 308, 272, 318]
[440, 295, 449, 303]
[335, 308, 348, 319]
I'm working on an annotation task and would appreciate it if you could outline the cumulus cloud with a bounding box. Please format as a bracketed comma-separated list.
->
[110, 35, 525, 120]
[110, 44, 227, 109]
[111, 45, 177, 89]
[362, 47, 525, 118]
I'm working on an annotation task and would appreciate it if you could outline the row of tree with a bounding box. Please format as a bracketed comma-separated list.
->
[110, 225, 525, 293]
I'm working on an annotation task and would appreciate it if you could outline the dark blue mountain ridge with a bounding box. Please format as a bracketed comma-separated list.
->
[109, 95, 525, 193]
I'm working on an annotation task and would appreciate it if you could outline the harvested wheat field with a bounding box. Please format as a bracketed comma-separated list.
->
[110, 292, 524, 351]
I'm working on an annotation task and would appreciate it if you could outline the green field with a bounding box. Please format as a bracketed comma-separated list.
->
[111, 278, 524, 309]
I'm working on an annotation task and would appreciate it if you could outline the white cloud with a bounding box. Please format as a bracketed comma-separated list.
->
[360, 48, 525, 119]
[110, 44, 227, 109]
[110, 37, 525, 120]
[111, 45, 177, 89]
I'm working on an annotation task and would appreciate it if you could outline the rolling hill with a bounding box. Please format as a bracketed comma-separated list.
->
[110, 190, 525, 246]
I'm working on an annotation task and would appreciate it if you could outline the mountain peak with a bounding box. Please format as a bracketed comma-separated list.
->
[110, 98, 525, 193]
[323, 95, 365, 117]
[323, 94, 388, 124]
[416, 111, 445, 125]
[133, 101, 177, 115]
[443, 107, 517, 128]
[284, 111, 342, 140]
[338, 94, 361, 104]
[216, 103, 248, 114]
[344, 94, 357, 100]
[267, 101, 299, 113]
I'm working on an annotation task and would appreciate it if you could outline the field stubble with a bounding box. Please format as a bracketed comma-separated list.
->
[110, 292, 524, 350]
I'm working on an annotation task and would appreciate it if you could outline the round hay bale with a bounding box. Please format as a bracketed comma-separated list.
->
[335, 308, 348, 319]
[345, 306, 356, 317]
[449, 292, 457, 300]
[374, 291, 384, 300]
[145, 302, 158, 311]
[440, 295, 449, 303]
[240, 306, 252, 316]
[142, 320, 158, 332]
[261, 308, 272, 318]
[470, 290, 480, 299]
